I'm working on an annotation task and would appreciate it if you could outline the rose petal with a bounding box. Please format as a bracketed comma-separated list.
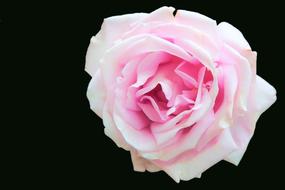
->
[224, 116, 252, 165]
[214, 64, 238, 122]
[100, 34, 193, 89]
[220, 44, 252, 111]
[123, 22, 219, 60]
[154, 128, 237, 183]
[138, 95, 167, 122]
[141, 110, 214, 161]
[132, 52, 171, 88]
[174, 37, 219, 110]
[130, 149, 161, 172]
[144, 6, 175, 22]
[113, 100, 157, 152]
[175, 9, 219, 43]
[85, 13, 147, 76]
[87, 69, 106, 117]
[151, 89, 212, 144]
[151, 23, 220, 59]
[174, 61, 199, 88]
[218, 22, 251, 52]
[103, 102, 130, 150]
[254, 75, 277, 119]
[224, 75, 276, 165]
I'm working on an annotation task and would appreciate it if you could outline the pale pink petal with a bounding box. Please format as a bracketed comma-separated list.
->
[130, 150, 161, 172]
[195, 67, 206, 104]
[144, 6, 175, 22]
[136, 80, 172, 99]
[150, 109, 191, 137]
[217, 22, 251, 52]
[85, 13, 147, 76]
[174, 61, 198, 88]
[86, 69, 106, 117]
[174, 38, 214, 70]
[141, 110, 214, 161]
[195, 66, 237, 150]
[254, 76, 277, 119]
[132, 52, 171, 88]
[224, 116, 252, 165]
[220, 44, 252, 111]
[138, 95, 167, 122]
[151, 23, 220, 59]
[224, 76, 276, 165]
[125, 86, 141, 111]
[154, 129, 237, 183]
[123, 21, 219, 59]
[103, 103, 130, 151]
[173, 93, 195, 106]
[116, 56, 144, 111]
[114, 96, 149, 130]
[113, 100, 157, 152]
[214, 64, 238, 122]
[152, 89, 212, 144]
[135, 61, 179, 102]
[175, 9, 220, 44]
[100, 34, 193, 88]
[174, 38, 219, 109]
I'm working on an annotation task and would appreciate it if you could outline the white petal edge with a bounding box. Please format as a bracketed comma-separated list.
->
[217, 22, 251, 52]
[86, 69, 106, 117]
[254, 75, 276, 119]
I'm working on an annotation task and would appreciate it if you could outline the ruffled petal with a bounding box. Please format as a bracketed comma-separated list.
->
[151, 89, 212, 145]
[141, 110, 214, 161]
[100, 34, 193, 88]
[138, 95, 167, 122]
[132, 52, 171, 88]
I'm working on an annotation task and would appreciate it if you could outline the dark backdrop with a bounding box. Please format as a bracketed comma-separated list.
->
[3, 0, 284, 188]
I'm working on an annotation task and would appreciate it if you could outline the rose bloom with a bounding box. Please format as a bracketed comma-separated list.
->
[85, 7, 276, 182]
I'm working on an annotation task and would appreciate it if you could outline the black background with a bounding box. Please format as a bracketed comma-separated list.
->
[3, 0, 284, 188]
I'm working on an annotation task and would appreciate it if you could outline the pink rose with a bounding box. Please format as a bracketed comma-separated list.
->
[85, 7, 276, 182]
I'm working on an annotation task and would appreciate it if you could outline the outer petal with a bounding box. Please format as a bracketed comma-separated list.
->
[130, 150, 160, 172]
[217, 22, 251, 52]
[225, 75, 276, 165]
[254, 76, 276, 119]
[86, 69, 106, 117]
[220, 44, 252, 111]
[103, 102, 130, 151]
[85, 6, 176, 77]
[122, 22, 219, 60]
[154, 129, 237, 183]
[175, 9, 219, 42]
[85, 13, 147, 76]
[143, 6, 175, 23]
